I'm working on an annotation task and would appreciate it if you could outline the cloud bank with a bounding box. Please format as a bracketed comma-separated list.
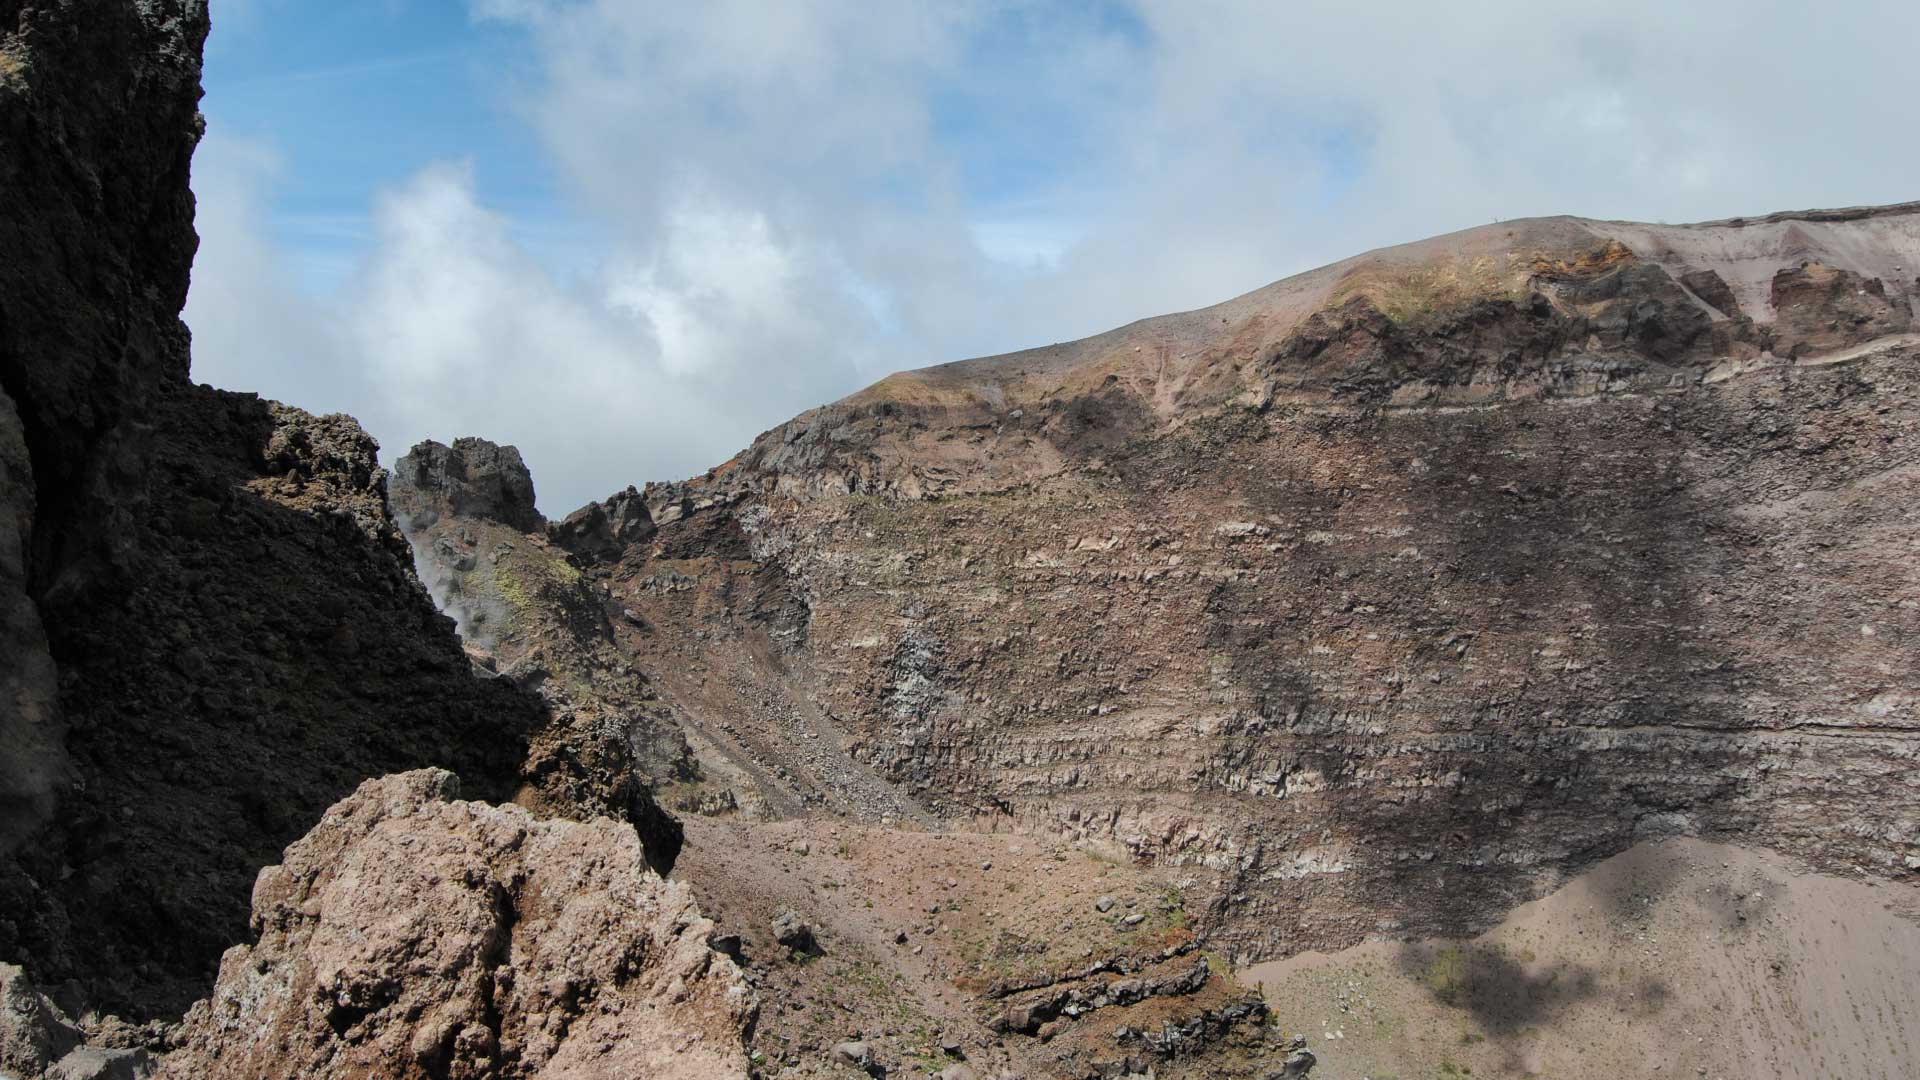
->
[186, 0, 1920, 513]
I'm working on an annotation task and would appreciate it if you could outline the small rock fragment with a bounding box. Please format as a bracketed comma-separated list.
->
[772, 906, 818, 954]
[48, 1046, 154, 1080]
[708, 931, 745, 960]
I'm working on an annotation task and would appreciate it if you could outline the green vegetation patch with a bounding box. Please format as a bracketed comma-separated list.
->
[1424, 945, 1470, 1006]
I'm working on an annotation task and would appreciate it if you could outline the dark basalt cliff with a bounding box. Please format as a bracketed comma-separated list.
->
[0, 0, 674, 1023]
[0, 0, 210, 858]
[494, 205, 1920, 965]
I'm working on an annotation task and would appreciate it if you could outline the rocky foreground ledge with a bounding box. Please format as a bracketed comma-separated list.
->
[2, 771, 755, 1080]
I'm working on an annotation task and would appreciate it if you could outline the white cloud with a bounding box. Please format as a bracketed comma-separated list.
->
[186, 152, 880, 514]
[970, 218, 1084, 272]
[342, 165, 741, 436]
[186, 0, 1920, 515]
[184, 133, 356, 414]
[605, 200, 838, 380]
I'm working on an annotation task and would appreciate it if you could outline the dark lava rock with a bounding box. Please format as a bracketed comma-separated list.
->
[390, 437, 545, 534]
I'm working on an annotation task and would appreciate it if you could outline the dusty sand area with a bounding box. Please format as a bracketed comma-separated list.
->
[1239, 838, 1920, 1080]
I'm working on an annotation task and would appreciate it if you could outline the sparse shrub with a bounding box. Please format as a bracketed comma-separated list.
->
[1425, 946, 1470, 1006]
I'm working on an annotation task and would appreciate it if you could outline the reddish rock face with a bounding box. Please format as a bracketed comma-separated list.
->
[1768, 261, 1914, 356]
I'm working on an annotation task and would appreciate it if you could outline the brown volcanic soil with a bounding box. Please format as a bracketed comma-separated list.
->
[1240, 838, 1920, 1080]
[678, 816, 1292, 1079]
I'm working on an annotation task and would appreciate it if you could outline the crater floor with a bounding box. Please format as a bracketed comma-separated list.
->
[1240, 837, 1920, 1080]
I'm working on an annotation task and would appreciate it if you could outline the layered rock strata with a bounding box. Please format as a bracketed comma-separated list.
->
[502, 206, 1920, 964]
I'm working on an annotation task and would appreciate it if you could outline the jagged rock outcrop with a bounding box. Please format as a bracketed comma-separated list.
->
[390, 439, 719, 822]
[160, 770, 753, 1080]
[391, 436, 546, 535]
[1767, 261, 1913, 356]
[0, 0, 205, 607]
[2, 962, 85, 1079]
[391, 438, 580, 650]
[0, 380, 558, 1018]
[0, 961, 163, 1080]
[513, 205, 1920, 970]
[548, 485, 655, 565]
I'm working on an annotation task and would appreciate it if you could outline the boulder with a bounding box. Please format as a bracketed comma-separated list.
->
[831, 1040, 871, 1068]
[709, 931, 746, 960]
[159, 770, 754, 1079]
[1679, 267, 1741, 318]
[1002, 1005, 1039, 1035]
[391, 437, 545, 534]
[1768, 262, 1913, 355]
[48, 1047, 154, 1080]
[548, 486, 656, 562]
[772, 906, 818, 954]
[0, 963, 81, 1076]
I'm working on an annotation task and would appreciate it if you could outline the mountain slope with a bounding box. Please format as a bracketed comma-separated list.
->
[852, 203, 1919, 419]
[450, 200, 1920, 972]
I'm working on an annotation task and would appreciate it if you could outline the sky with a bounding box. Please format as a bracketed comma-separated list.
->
[186, 0, 1920, 515]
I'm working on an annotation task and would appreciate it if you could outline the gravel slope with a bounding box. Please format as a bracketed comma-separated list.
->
[1240, 838, 1920, 1080]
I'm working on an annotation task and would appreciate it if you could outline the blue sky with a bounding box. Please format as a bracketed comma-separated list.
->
[186, 0, 1920, 513]
[200, 1, 1165, 296]
[203, 2, 563, 290]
